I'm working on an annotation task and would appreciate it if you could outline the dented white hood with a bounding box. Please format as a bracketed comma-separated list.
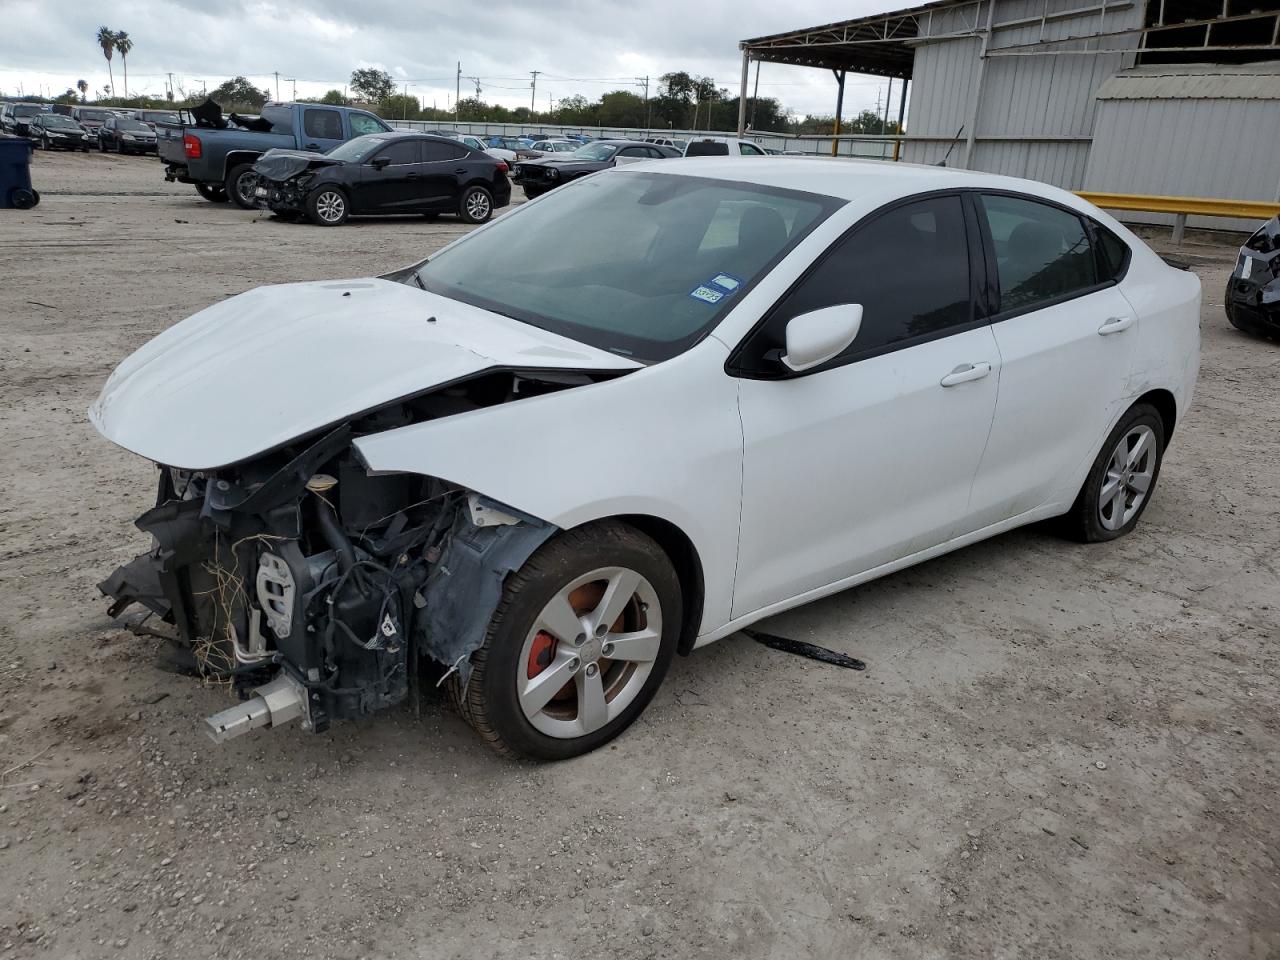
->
[90, 278, 640, 470]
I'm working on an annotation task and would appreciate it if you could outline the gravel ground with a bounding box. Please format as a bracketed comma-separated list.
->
[1, 149, 1277, 960]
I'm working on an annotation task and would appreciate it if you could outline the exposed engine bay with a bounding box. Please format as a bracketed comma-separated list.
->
[99, 368, 619, 742]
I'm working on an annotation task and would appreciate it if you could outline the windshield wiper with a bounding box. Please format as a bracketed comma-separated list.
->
[411, 271, 427, 291]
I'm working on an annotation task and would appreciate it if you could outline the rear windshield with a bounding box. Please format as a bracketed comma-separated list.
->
[685, 141, 730, 157]
[143, 112, 180, 123]
[416, 171, 842, 362]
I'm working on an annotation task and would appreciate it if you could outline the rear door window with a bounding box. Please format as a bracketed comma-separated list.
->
[303, 108, 343, 140]
[375, 140, 421, 165]
[422, 140, 467, 162]
[978, 194, 1098, 314]
[739, 142, 766, 156]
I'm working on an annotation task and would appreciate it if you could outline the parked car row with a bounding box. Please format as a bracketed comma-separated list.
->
[2, 102, 179, 150]
[511, 140, 680, 198]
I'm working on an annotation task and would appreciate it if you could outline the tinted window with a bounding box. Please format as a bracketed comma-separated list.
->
[1094, 223, 1130, 281]
[350, 113, 387, 135]
[260, 104, 293, 133]
[738, 195, 972, 373]
[375, 140, 420, 165]
[422, 140, 467, 162]
[303, 108, 343, 139]
[686, 141, 730, 157]
[979, 194, 1097, 314]
[618, 147, 649, 157]
[740, 142, 765, 156]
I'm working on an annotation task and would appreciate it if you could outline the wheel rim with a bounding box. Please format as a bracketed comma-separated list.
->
[1099, 424, 1156, 531]
[234, 174, 255, 205]
[466, 190, 490, 220]
[517, 566, 662, 739]
[315, 191, 344, 222]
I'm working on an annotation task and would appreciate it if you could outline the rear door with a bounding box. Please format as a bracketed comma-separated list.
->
[418, 139, 471, 211]
[964, 192, 1138, 529]
[298, 107, 346, 153]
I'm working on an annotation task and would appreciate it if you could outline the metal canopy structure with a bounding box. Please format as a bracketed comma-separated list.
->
[732, 1, 973, 137]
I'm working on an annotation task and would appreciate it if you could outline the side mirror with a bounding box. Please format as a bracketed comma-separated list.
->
[781, 304, 863, 373]
[371, 156, 390, 170]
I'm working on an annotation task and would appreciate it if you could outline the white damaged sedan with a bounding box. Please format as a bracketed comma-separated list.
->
[92, 158, 1201, 759]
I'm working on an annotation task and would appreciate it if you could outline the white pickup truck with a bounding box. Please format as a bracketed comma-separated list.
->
[682, 136, 769, 157]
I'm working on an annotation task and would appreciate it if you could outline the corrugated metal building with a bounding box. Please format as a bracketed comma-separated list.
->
[738, 0, 1280, 226]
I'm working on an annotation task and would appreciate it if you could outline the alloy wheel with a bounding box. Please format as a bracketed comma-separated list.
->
[517, 566, 663, 739]
[466, 190, 491, 220]
[315, 191, 345, 223]
[1098, 424, 1156, 531]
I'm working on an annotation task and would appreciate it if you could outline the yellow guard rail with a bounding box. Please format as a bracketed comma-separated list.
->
[1075, 192, 1280, 245]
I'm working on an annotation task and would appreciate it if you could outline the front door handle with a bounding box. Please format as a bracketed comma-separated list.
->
[405, 172, 420, 179]
[940, 362, 992, 387]
[304, 142, 320, 151]
[1098, 315, 1134, 335]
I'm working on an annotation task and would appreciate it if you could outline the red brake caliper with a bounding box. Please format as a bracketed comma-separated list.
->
[527, 630, 558, 679]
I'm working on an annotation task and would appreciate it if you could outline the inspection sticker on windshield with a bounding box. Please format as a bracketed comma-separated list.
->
[689, 272, 745, 306]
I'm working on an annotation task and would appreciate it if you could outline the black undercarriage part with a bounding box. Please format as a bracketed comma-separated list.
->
[744, 629, 867, 671]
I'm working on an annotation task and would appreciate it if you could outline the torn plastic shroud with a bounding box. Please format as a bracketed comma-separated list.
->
[100, 420, 555, 732]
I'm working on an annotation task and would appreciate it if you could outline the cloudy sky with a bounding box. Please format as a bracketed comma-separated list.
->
[0, 0, 905, 122]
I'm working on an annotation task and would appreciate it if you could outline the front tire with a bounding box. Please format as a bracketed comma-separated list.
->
[224, 163, 258, 209]
[1060, 403, 1165, 543]
[451, 521, 681, 761]
[458, 184, 493, 223]
[306, 186, 349, 226]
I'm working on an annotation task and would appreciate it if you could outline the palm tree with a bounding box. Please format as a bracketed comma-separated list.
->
[96, 26, 115, 97]
[114, 32, 133, 99]
[76, 79, 88, 103]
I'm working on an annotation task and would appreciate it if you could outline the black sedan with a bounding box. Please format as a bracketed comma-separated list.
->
[29, 113, 91, 151]
[511, 140, 679, 198]
[1225, 215, 1280, 338]
[251, 132, 511, 227]
[98, 116, 158, 155]
[2, 103, 45, 137]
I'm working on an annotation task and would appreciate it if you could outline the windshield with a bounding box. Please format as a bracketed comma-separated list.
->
[325, 135, 387, 162]
[415, 171, 841, 362]
[118, 118, 150, 132]
[14, 105, 42, 117]
[42, 115, 80, 128]
[78, 109, 111, 121]
[571, 143, 618, 161]
[144, 112, 180, 123]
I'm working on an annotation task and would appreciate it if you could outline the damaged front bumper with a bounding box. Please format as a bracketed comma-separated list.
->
[1226, 216, 1280, 336]
[102, 425, 554, 741]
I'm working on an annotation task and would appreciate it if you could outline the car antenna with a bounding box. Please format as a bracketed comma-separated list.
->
[936, 124, 965, 167]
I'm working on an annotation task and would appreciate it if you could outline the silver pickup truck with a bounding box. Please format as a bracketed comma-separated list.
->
[158, 100, 391, 207]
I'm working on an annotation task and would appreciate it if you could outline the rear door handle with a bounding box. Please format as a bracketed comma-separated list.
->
[1098, 315, 1134, 335]
[939, 362, 992, 387]
[454, 168, 467, 174]
[405, 172, 420, 179]
[304, 142, 320, 151]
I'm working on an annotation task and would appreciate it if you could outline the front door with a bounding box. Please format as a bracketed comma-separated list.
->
[964, 192, 1139, 529]
[731, 194, 1000, 618]
[358, 140, 426, 214]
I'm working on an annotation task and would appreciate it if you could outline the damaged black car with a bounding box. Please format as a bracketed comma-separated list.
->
[251, 132, 511, 226]
[1226, 215, 1280, 338]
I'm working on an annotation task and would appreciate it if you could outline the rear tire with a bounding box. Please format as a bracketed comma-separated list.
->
[450, 520, 681, 761]
[306, 187, 349, 226]
[1059, 403, 1165, 543]
[458, 184, 493, 223]
[195, 183, 229, 203]
[225, 163, 258, 209]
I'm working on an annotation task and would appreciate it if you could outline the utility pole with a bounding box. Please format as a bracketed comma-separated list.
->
[635, 76, 650, 129]
[273, 71, 280, 101]
[530, 70, 540, 112]
[286, 77, 296, 100]
[168, 72, 175, 100]
[455, 62, 461, 121]
[749, 61, 760, 129]
[403, 83, 410, 120]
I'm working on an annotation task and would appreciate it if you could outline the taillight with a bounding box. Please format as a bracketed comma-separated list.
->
[495, 161, 509, 173]
[183, 133, 202, 159]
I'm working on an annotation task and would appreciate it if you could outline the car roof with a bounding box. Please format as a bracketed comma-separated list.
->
[635, 156, 1088, 207]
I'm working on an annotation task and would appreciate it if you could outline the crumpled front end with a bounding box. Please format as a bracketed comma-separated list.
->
[1226, 215, 1280, 337]
[102, 422, 555, 742]
[251, 149, 341, 214]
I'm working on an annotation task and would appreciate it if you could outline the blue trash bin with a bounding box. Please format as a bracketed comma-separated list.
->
[0, 135, 39, 209]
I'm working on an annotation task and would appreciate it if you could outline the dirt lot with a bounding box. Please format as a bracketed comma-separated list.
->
[0, 149, 1276, 960]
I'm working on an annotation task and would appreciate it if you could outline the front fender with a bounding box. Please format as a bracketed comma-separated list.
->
[353, 338, 743, 636]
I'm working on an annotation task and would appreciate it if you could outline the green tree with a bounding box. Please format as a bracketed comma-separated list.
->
[114, 31, 133, 99]
[318, 89, 347, 105]
[597, 90, 646, 127]
[96, 26, 116, 97]
[379, 93, 420, 121]
[76, 78, 88, 103]
[350, 68, 395, 103]
[209, 76, 269, 108]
